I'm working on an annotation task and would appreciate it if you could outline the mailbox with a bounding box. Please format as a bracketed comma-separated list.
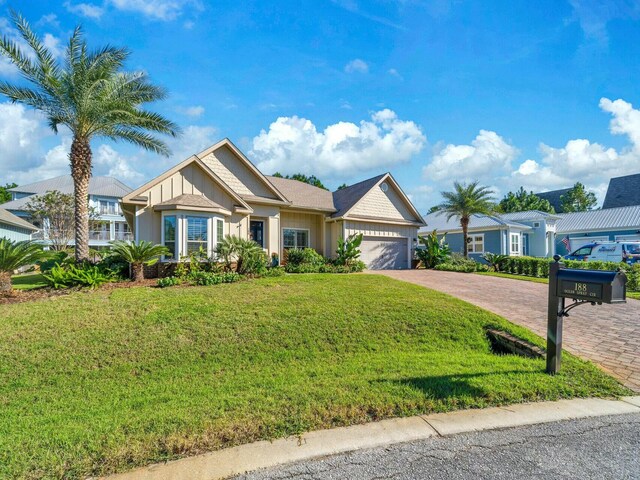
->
[556, 268, 627, 304]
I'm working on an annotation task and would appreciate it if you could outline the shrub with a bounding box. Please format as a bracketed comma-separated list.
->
[110, 240, 169, 282]
[285, 248, 325, 267]
[0, 239, 46, 293]
[416, 230, 451, 269]
[156, 276, 181, 288]
[435, 262, 489, 273]
[37, 250, 73, 273]
[43, 263, 115, 289]
[481, 252, 508, 272]
[188, 271, 241, 286]
[214, 236, 266, 275]
[262, 266, 285, 277]
[335, 233, 363, 266]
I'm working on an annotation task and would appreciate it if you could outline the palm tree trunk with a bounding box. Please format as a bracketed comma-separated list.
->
[70, 136, 92, 263]
[461, 217, 469, 258]
[132, 263, 144, 282]
[0, 271, 12, 293]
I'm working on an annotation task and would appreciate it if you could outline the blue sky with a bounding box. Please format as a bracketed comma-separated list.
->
[1, 0, 640, 212]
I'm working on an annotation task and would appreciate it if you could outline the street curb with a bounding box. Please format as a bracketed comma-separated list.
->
[101, 396, 640, 480]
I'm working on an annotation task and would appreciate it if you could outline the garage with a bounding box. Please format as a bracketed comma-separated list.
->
[359, 236, 408, 269]
[568, 236, 609, 250]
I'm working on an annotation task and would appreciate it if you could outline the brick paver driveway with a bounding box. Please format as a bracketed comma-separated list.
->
[374, 270, 640, 392]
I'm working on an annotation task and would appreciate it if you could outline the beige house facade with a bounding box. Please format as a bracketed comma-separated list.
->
[121, 139, 425, 269]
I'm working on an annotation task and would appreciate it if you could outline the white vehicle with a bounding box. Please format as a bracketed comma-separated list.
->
[565, 241, 640, 265]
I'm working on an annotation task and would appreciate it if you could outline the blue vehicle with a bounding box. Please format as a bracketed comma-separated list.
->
[564, 242, 640, 265]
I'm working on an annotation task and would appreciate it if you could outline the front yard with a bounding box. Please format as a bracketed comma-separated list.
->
[0, 274, 628, 479]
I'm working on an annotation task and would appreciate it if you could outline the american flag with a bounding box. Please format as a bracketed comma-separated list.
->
[561, 236, 571, 252]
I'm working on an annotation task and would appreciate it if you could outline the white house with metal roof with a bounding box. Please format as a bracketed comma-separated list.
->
[1, 175, 133, 248]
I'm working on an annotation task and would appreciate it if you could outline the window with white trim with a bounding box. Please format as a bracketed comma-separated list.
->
[283, 228, 309, 249]
[163, 215, 176, 259]
[186, 216, 208, 255]
[510, 233, 520, 255]
[216, 218, 224, 243]
[468, 234, 484, 253]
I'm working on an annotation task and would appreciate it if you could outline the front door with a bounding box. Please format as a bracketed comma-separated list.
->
[250, 220, 264, 247]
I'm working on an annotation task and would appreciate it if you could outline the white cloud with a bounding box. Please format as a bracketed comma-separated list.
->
[36, 14, 60, 28]
[43, 33, 64, 59]
[344, 58, 369, 74]
[568, 0, 640, 47]
[250, 109, 426, 179]
[423, 130, 519, 182]
[108, 0, 203, 21]
[177, 105, 205, 117]
[388, 68, 403, 80]
[94, 144, 144, 183]
[64, 1, 105, 19]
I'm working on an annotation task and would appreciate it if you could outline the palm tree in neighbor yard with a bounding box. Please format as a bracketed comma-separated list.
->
[0, 11, 179, 262]
[434, 181, 495, 258]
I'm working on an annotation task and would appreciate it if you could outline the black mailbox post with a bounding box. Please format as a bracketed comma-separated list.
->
[547, 256, 627, 374]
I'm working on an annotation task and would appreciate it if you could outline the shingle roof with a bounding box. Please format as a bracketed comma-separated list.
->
[0, 208, 38, 231]
[0, 196, 32, 211]
[556, 205, 640, 233]
[602, 173, 640, 209]
[154, 194, 226, 210]
[500, 210, 561, 222]
[534, 188, 571, 213]
[331, 174, 386, 218]
[422, 212, 531, 233]
[9, 175, 132, 198]
[265, 176, 335, 211]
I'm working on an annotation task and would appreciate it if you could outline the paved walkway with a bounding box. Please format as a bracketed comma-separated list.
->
[374, 270, 640, 392]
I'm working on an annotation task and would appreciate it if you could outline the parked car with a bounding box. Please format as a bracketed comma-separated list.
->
[564, 242, 640, 265]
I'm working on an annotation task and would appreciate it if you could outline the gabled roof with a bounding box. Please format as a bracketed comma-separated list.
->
[0, 208, 38, 231]
[331, 173, 425, 225]
[556, 205, 640, 233]
[423, 212, 532, 233]
[331, 174, 386, 218]
[266, 176, 335, 212]
[154, 194, 229, 213]
[500, 210, 561, 222]
[121, 155, 253, 212]
[534, 188, 571, 213]
[195, 138, 289, 204]
[602, 173, 640, 209]
[9, 175, 132, 198]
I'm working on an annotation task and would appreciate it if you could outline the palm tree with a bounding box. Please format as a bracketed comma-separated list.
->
[0, 11, 179, 262]
[110, 240, 169, 282]
[0, 239, 45, 293]
[435, 181, 495, 258]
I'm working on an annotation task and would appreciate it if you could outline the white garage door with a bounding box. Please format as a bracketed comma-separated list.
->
[615, 234, 640, 242]
[360, 237, 408, 269]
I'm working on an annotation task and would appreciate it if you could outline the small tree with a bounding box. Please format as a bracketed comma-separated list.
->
[498, 187, 555, 213]
[0, 182, 17, 203]
[560, 182, 597, 212]
[110, 240, 169, 282]
[0, 239, 45, 293]
[25, 190, 75, 251]
[335, 233, 363, 266]
[435, 182, 495, 258]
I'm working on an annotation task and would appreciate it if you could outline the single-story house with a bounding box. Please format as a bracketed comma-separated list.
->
[422, 210, 559, 259]
[555, 205, 640, 255]
[121, 138, 425, 270]
[423, 206, 640, 258]
[0, 207, 38, 241]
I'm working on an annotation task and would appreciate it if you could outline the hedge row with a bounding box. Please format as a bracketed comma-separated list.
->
[499, 256, 640, 292]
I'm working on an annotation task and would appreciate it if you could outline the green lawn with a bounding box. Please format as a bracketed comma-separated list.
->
[10, 273, 47, 290]
[0, 275, 628, 479]
[475, 271, 640, 300]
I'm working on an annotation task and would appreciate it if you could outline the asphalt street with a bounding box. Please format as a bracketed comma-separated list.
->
[233, 413, 640, 480]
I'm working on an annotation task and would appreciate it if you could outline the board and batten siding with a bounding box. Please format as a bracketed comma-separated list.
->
[281, 211, 323, 252]
[199, 145, 277, 199]
[349, 185, 415, 221]
[0, 222, 33, 241]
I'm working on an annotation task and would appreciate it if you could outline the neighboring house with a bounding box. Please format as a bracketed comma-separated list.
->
[421, 211, 535, 259]
[0, 207, 38, 241]
[533, 188, 570, 213]
[0, 175, 133, 248]
[602, 173, 640, 209]
[555, 205, 640, 255]
[121, 138, 425, 270]
[424, 207, 640, 258]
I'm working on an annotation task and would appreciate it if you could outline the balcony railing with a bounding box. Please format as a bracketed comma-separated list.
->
[33, 230, 133, 242]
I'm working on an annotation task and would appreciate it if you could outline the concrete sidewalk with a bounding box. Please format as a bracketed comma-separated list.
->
[102, 396, 640, 480]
